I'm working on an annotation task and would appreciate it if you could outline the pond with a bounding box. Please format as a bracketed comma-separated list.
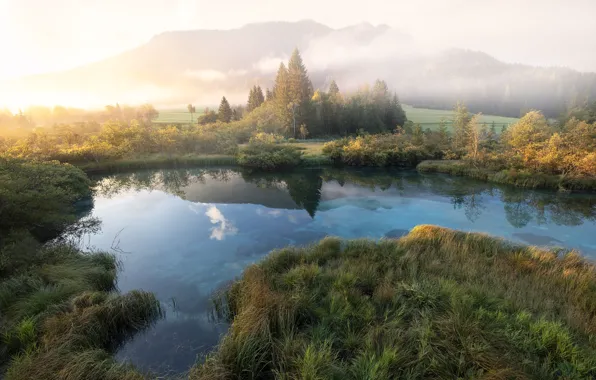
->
[76, 167, 596, 375]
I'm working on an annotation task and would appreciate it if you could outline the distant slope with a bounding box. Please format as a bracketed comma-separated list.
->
[4, 21, 596, 117]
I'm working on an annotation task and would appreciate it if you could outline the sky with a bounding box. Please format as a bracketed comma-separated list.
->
[1, 0, 595, 80]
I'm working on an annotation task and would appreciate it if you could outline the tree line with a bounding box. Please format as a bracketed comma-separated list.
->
[197, 48, 407, 138]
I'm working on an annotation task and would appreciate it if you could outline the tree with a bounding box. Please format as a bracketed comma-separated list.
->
[232, 109, 240, 121]
[438, 117, 450, 147]
[247, 87, 256, 112]
[137, 104, 159, 126]
[452, 102, 471, 151]
[466, 114, 482, 162]
[247, 85, 266, 113]
[287, 48, 314, 128]
[198, 108, 218, 125]
[299, 124, 309, 140]
[218, 97, 232, 123]
[265, 88, 273, 102]
[273, 63, 291, 130]
[255, 86, 265, 107]
[329, 80, 340, 97]
[187, 104, 196, 123]
[412, 124, 424, 146]
[387, 93, 407, 128]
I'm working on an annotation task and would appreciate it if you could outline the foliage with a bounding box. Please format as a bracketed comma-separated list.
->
[322, 133, 441, 167]
[192, 225, 596, 379]
[237, 142, 303, 170]
[0, 159, 163, 378]
[247, 86, 265, 113]
[0, 158, 91, 238]
[218, 96, 233, 123]
[0, 119, 239, 164]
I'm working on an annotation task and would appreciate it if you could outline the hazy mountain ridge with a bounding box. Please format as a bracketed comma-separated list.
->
[5, 20, 596, 117]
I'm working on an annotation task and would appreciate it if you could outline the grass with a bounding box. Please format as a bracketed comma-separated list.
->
[76, 153, 237, 174]
[0, 241, 163, 379]
[192, 225, 596, 379]
[417, 160, 596, 192]
[403, 104, 519, 131]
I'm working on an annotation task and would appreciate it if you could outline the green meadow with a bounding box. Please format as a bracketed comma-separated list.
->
[402, 104, 519, 130]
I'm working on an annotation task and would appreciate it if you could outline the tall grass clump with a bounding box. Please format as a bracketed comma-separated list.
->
[191, 226, 596, 379]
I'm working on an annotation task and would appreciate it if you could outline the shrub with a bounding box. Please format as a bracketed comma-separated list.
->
[237, 143, 303, 170]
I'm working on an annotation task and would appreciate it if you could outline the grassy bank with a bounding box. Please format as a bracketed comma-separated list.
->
[77, 145, 332, 174]
[0, 158, 163, 378]
[192, 225, 596, 379]
[76, 154, 238, 174]
[418, 160, 596, 192]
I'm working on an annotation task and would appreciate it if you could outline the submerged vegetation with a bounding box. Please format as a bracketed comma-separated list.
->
[192, 225, 596, 379]
[0, 158, 162, 378]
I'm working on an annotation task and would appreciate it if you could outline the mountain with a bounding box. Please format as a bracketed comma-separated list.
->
[5, 20, 596, 117]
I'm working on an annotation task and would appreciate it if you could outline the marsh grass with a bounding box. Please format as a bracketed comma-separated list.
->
[0, 241, 163, 379]
[417, 160, 596, 191]
[192, 225, 596, 379]
[78, 154, 238, 174]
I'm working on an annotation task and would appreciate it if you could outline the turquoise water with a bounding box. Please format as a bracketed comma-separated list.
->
[80, 167, 596, 375]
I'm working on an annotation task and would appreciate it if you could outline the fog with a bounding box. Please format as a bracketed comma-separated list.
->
[1, 0, 596, 115]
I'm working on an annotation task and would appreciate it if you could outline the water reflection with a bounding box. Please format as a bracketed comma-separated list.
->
[92, 168, 596, 229]
[84, 167, 596, 375]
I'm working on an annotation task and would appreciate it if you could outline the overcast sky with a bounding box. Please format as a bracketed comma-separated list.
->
[1, 0, 595, 79]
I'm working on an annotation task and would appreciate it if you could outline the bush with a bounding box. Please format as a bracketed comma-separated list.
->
[322, 134, 436, 167]
[237, 143, 303, 170]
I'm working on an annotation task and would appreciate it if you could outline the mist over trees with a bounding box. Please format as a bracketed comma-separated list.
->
[3, 22, 595, 119]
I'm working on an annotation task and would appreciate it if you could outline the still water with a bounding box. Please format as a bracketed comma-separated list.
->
[78, 167, 596, 375]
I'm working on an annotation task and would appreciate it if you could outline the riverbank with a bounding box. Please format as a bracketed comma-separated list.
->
[77, 151, 332, 174]
[192, 225, 596, 379]
[417, 160, 596, 192]
[0, 158, 163, 379]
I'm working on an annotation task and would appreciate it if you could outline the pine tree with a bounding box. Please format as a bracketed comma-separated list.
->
[232, 108, 239, 121]
[287, 48, 314, 128]
[247, 87, 256, 113]
[265, 88, 273, 101]
[218, 96, 232, 123]
[387, 93, 407, 128]
[255, 86, 265, 107]
[329, 80, 340, 97]
[273, 62, 291, 130]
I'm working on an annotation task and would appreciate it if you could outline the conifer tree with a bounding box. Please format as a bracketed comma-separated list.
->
[273, 62, 291, 129]
[255, 86, 265, 107]
[247, 87, 256, 113]
[287, 48, 314, 128]
[329, 80, 340, 97]
[265, 88, 273, 101]
[218, 96, 232, 123]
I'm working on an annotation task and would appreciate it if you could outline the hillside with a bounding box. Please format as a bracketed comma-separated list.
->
[4, 20, 596, 117]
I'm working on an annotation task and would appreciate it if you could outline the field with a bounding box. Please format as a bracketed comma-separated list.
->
[155, 108, 206, 124]
[403, 104, 519, 130]
[157, 105, 519, 130]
